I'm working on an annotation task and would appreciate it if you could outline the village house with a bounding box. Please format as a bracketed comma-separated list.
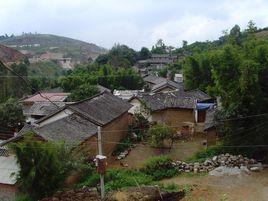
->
[142, 74, 184, 93]
[3, 91, 132, 160]
[151, 79, 184, 93]
[23, 101, 72, 124]
[20, 92, 70, 123]
[128, 90, 215, 138]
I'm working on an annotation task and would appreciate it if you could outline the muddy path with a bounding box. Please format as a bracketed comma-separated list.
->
[162, 169, 268, 201]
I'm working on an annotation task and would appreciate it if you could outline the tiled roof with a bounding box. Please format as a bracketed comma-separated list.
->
[22, 93, 70, 103]
[137, 90, 211, 111]
[26, 101, 70, 116]
[143, 75, 166, 85]
[2, 92, 132, 146]
[35, 114, 98, 144]
[69, 91, 132, 126]
[151, 80, 184, 92]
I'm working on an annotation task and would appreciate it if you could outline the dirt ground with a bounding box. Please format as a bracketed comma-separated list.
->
[162, 169, 268, 201]
[110, 137, 206, 168]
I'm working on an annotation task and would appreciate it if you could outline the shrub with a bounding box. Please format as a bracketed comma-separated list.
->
[186, 145, 226, 162]
[104, 169, 153, 191]
[141, 156, 178, 180]
[148, 123, 175, 148]
[78, 168, 153, 191]
[15, 194, 34, 201]
[9, 133, 79, 199]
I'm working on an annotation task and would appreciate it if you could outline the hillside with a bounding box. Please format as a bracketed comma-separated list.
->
[0, 34, 106, 63]
[0, 44, 26, 63]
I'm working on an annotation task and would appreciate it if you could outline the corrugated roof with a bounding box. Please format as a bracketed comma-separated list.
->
[0, 155, 19, 185]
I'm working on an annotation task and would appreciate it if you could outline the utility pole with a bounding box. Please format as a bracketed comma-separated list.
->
[97, 126, 105, 200]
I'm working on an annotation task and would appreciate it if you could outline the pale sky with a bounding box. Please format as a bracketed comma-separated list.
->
[1, 0, 268, 50]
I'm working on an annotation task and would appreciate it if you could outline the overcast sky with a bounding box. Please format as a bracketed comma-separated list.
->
[1, 0, 268, 50]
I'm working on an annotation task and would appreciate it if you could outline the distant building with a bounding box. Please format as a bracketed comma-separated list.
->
[174, 74, 183, 83]
[151, 80, 184, 93]
[57, 58, 72, 69]
[20, 92, 70, 123]
[113, 89, 144, 101]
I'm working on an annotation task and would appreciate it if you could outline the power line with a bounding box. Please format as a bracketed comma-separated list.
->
[0, 60, 63, 110]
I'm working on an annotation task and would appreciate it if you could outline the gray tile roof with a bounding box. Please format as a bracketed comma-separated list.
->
[137, 90, 211, 111]
[26, 102, 69, 116]
[97, 85, 111, 93]
[143, 75, 166, 85]
[151, 80, 184, 92]
[69, 91, 132, 126]
[1, 92, 131, 146]
[34, 114, 98, 145]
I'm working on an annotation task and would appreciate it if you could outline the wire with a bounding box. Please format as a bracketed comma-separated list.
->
[0, 60, 63, 110]
[218, 113, 268, 122]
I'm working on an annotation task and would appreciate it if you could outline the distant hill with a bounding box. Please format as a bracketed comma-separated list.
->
[0, 34, 106, 63]
[0, 44, 26, 63]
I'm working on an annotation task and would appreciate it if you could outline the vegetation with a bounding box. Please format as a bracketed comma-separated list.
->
[186, 145, 226, 162]
[28, 61, 65, 77]
[148, 123, 175, 148]
[0, 33, 105, 62]
[9, 133, 79, 200]
[78, 168, 153, 191]
[0, 98, 24, 128]
[59, 64, 144, 100]
[182, 21, 268, 159]
[95, 44, 137, 68]
[69, 84, 100, 101]
[141, 155, 178, 180]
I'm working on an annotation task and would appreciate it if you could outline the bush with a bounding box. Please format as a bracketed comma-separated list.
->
[9, 133, 80, 199]
[15, 194, 34, 201]
[78, 168, 153, 191]
[186, 145, 226, 162]
[141, 156, 178, 180]
[104, 169, 153, 191]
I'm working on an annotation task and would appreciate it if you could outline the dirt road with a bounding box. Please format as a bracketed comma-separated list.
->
[162, 169, 268, 201]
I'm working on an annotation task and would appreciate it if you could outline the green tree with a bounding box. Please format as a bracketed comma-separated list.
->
[139, 47, 151, 60]
[151, 39, 167, 54]
[0, 98, 24, 127]
[70, 84, 100, 101]
[148, 123, 175, 148]
[10, 134, 77, 199]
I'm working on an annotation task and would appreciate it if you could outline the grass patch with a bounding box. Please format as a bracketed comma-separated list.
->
[78, 168, 153, 191]
[141, 155, 179, 180]
[159, 183, 193, 194]
[186, 145, 226, 163]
